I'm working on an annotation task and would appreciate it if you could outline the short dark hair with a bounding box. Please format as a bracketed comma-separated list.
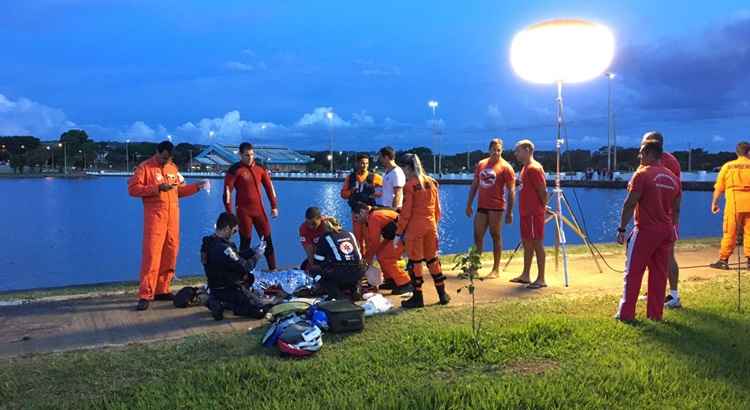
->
[378, 146, 395, 160]
[489, 138, 503, 150]
[736, 141, 750, 156]
[216, 212, 238, 230]
[356, 153, 369, 162]
[239, 142, 254, 154]
[641, 139, 663, 159]
[642, 131, 664, 145]
[351, 201, 370, 214]
[305, 206, 321, 220]
[157, 141, 174, 154]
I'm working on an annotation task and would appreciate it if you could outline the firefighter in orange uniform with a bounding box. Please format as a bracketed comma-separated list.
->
[341, 153, 382, 253]
[351, 202, 414, 295]
[710, 141, 750, 270]
[128, 141, 207, 311]
[394, 153, 450, 308]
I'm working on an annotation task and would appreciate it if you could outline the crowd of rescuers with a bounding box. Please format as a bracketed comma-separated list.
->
[128, 136, 750, 322]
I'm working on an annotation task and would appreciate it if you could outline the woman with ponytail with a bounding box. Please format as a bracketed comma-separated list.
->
[394, 153, 450, 308]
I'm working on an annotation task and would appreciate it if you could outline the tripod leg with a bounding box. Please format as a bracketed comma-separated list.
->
[554, 214, 560, 273]
[504, 240, 522, 271]
[561, 193, 603, 273]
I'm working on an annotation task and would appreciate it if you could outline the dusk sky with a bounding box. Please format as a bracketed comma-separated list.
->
[1, 0, 749, 152]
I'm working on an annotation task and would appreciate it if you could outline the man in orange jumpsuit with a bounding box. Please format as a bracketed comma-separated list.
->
[224, 142, 279, 270]
[341, 153, 382, 253]
[395, 153, 450, 308]
[351, 202, 414, 295]
[128, 141, 207, 311]
[710, 141, 750, 270]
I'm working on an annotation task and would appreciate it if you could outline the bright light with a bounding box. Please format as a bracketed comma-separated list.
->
[605, 72, 616, 79]
[325, 111, 334, 120]
[125, 139, 130, 143]
[326, 154, 333, 161]
[167, 134, 173, 141]
[261, 124, 267, 130]
[428, 100, 439, 109]
[46, 146, 51, 150]
[58, 143, 63, 147]
[510, 19, 614, 84]
[209, 131, 215, 138]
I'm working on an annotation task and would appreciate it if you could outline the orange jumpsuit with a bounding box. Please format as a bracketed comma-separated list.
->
[714, 156, 750, 260]
[341, 171, 383, 253]
[396, 177, 445, 292]
[364, 208, 411, 287]
[128, 156, 200, 300]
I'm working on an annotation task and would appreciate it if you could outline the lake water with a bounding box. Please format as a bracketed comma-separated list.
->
[0, 177, 722, 291]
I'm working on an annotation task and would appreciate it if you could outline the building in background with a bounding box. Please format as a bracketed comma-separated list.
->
[194, 144, 313, 172]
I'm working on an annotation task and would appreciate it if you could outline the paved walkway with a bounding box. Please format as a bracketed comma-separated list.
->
[0, 245, 730, 358]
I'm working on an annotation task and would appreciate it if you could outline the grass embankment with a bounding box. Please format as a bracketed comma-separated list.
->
[0, 238, 719, 303]
[1, 267, 748, 409]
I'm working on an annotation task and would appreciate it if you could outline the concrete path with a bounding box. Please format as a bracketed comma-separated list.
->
[0, 245, 733, 359]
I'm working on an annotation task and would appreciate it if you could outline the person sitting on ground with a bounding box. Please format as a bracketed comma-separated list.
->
[201, 212, 268, 321]
[308, 217, 366, 300]
[351, 201, 414, 295]
[299, 206, 329, 272]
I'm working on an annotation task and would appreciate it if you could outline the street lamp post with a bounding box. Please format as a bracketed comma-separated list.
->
[428, 100, 439, 174]
[59, 143, 67, 175]
[79, 149, 85, 171]
[605, 72, 615, 176]
[125, 139, 130, 172]
[326, 111, 334, 174]
[46, 145, 54, 170]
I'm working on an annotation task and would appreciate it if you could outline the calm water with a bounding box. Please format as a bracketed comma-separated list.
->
[0, 177, 722, 291]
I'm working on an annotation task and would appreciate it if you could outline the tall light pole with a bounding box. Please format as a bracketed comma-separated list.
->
[125, 139, 130, 172]
[428, 100, 439, 174]
[326, 111, 334, 173]
[46, 145, 53, 170]
[79, 149, 85, 171]
[605, 72, 615, 175]
[59, 142, 67, 175]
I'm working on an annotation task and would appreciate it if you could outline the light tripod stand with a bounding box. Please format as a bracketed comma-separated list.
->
[505, 81, 602, 287]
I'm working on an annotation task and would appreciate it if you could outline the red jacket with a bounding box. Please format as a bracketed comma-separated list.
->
[223, 161, 278, 216]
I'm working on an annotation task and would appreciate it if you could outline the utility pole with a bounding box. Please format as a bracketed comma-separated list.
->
[428, 100, 439, 174]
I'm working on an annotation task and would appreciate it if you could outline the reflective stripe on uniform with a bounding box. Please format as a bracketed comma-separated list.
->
[326, 235, 342, 261]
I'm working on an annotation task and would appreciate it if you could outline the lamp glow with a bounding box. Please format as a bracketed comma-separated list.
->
[510, 19, 614, 84]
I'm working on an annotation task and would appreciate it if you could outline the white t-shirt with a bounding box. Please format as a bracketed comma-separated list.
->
[376, 166, 406, 208]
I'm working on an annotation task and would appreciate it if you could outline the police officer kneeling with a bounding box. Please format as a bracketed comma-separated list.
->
[309, 218, 366, 300]
[201, 212, 267, 321]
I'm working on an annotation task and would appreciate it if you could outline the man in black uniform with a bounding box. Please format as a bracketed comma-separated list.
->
[201, 212, 268, 320]
[309, 218, 366, 300]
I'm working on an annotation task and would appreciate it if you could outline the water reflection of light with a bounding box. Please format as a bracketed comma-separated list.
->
[319, 182, 348, 226]
[437, 188, 456, 253]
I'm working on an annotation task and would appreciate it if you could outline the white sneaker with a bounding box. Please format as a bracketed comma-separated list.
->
[665, 297, 682, 309]
[638, 294, 648, 301]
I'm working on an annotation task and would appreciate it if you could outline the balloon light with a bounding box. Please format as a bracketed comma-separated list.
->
[510, 19, 615, 84]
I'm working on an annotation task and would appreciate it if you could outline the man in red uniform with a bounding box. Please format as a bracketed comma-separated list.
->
[641, 132, 683, 308]
[615, 140, 682, 322]
[128, 141, 207, 311]
[351, 201, 414, 295]
[510, 139, 549, 289]
[223, 142, 279, 270]
[465, 138, 515, 278]
[299, 206, 328, 272]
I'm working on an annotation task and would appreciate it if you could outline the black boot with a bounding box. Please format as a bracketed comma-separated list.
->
[401, 291, 424, 309]
[436, 286, 451, 305]
[207, 296, 224, 321]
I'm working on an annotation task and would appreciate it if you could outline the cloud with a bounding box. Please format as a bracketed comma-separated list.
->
[712, 134, 725, 143]
[295, 107, 350, 128]
[485, 104, 505, 129]
[618, 16, 750, 117]
[176, 110, 280, 144]
[354, 59, 401, 77]
[0, 93, 75, 138]
[124, 121, 155, 139]
[224, 61, 255, 72]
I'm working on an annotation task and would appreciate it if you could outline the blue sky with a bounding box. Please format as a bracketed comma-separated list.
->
[1, 0, 749, 152]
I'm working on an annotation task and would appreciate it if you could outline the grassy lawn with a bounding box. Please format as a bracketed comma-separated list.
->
[1, 269, 748, 409]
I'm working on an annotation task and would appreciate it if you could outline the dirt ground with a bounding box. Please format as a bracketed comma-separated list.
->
[0, 244, 738, 359]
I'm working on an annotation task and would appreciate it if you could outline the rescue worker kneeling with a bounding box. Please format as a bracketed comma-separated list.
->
[350, 201, 414, 295]
[201, 212, 268, 321]
[308, 218, 366, 300]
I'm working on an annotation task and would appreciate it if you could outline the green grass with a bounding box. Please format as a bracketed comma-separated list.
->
[1, 271, 748, 409]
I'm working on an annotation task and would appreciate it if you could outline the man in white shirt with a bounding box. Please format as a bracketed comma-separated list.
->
[376, 146, 406, 209]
